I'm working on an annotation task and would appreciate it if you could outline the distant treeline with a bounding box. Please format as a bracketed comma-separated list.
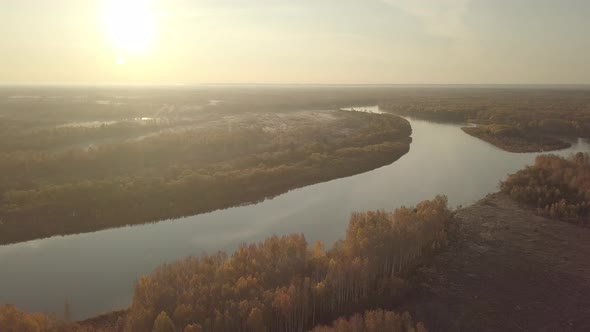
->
[0, 111, 411, 244]
[380, 89, 590, 152]
[501, 153, 590, 223]
[0, 196, 450, 332]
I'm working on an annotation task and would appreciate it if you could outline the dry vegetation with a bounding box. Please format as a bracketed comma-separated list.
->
[501, 152, 590, 223]
[120, 196, 449, 332]
[408, 193, 590, 331]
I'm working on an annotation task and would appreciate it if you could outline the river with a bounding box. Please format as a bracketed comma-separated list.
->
[1, 107, 590, 320]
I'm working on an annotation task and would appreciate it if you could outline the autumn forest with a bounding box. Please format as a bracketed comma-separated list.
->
[2, 86, 590, 331]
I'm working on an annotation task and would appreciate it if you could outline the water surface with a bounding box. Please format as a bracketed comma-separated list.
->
[1, 109, 589, 320]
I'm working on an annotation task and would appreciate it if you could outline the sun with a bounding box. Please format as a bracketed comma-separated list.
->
[103, 0, 157, 61]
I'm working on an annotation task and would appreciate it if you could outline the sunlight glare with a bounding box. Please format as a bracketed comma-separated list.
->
[104, 0, 157, 54]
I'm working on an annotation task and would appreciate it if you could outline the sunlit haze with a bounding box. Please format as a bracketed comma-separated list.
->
[2, 0, 590, 329]
[1, 0, 590, 84]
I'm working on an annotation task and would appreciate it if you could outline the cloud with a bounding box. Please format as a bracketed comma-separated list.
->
[382, 0, 471, 40]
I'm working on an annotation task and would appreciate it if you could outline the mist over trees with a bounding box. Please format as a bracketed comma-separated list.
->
[0, 108, 411, 244]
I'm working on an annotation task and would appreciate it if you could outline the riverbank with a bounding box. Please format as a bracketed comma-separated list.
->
[408, 193, 590, 331]
[79, 192, 590, 331]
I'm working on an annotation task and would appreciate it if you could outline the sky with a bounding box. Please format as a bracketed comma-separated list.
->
[1, 0, 589, 85]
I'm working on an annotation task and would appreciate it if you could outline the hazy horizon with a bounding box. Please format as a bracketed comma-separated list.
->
[2, 84, 590, 89]
[2, 0, 590, 85]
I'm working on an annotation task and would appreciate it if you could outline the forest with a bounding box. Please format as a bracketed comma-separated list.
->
[0, 196, 450, 331]
[0, 94, 412, 244]
[310, 309, 427, 332]
[379, 88, 590, 152]
[501, 152, 590, 223]
[0, 307, 426, 332]
[0, 305, 96, 332]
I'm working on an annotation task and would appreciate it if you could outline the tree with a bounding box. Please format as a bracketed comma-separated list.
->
[184, 323, 203, 332]
[246, 307, 266, 332]
[63, 299, 71, 321]
[153, 311, 175, 332]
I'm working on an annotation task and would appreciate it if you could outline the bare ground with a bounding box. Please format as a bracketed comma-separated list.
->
[410, 193, 590, 331]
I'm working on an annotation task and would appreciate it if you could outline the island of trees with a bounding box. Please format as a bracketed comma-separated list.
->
[461, 125, 571, 153]
[0, 196, 451, 331]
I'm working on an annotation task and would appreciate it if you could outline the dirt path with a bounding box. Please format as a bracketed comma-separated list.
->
[411, 193, 590, 331]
